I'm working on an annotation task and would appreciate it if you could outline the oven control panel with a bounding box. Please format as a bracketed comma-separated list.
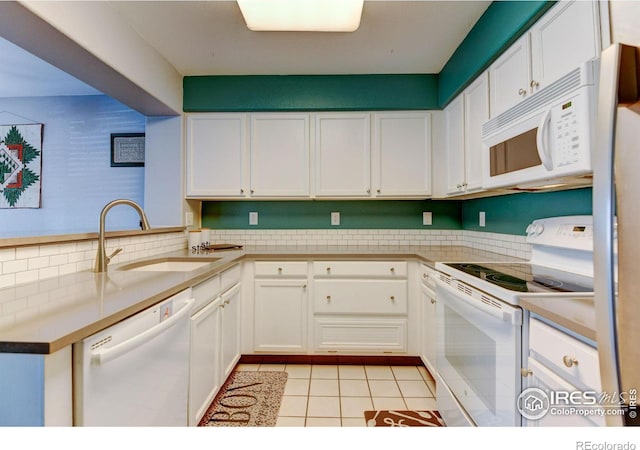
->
[525, 215, 593, 251]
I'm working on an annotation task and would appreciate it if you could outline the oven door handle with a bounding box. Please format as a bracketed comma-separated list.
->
[435, 278, 522, 325]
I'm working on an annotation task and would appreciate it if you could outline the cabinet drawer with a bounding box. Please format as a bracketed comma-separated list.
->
[312, 261, 407, 278]
[529, 318, 600, 391]
[420, 264, 438, 290]
[314, 318, 407, 352]
[221, 263, 241, 292]
[255, 261, 308, 278]
[314, 280, 407, 314]
[192, 274, 221, 313]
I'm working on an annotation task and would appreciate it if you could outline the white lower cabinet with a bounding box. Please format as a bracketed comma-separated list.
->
[312, 261, 409, 353]
[420, 264, 438, 375]
[189, 297, 222, 426]
[523, 318, 604, 426]
[254, 279, 308, 352]
[220, 283, 241, 380]
[188, 266, 241, 426]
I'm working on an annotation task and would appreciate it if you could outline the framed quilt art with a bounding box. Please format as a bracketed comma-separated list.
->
[0, 124, 43, 208]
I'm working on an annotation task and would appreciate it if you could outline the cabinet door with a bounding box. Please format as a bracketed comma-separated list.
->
[523, 358, 605, 426]
[530, 0, 600, 92]
[186, 114, 247, 197]
[189, 299, 222, 426]
[373, 112, 432, 197]
[220, 284, 241, 380]
[254, 279, 307, 352]
[315, 113, 371, 197]
[489, 34, 531, 117]
[463, 72, 489, 192]
[444, 96, 465, 194]
[249, 114, 310, 197]
[421, 285, 437, 376]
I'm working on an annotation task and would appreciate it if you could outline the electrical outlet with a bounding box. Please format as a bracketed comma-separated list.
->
[479, 211, 486, 227]
[423, 212, 432, 226]
[249, 211, 258, 225]
[331, 211, 340, 226]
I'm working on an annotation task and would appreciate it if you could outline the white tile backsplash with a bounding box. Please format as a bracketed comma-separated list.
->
[0, 229, 530, 289]
[0, 231, 187, 289]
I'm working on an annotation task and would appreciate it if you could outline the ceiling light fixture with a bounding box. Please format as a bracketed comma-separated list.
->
[236, 0, 364, 32]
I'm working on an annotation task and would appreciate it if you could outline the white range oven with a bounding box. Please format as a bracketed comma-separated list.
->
[434, 216, 596, 426]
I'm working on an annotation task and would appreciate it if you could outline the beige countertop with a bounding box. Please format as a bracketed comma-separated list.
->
[0, 244, 521, 355]
[520, 294, 597, 342]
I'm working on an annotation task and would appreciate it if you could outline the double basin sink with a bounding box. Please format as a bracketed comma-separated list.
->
[117, 257, 222, 272]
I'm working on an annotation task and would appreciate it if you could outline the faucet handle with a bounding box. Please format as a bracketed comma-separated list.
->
[107, 248, 123, 263]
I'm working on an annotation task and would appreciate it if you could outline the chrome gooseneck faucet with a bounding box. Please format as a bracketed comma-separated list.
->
[94, 199, 151, 272]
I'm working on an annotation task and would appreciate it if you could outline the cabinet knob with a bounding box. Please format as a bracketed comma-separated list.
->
[521, 368, 533, 377]
[367, 188, 371, 194]
[326, 295, 331, 302]
[251, 189, 255, 194]
[278, 267, 283, 273]
[377, 189, 381, 194]
[302, 284, 307, 289]
[562, 355, 579, 368]
[224, 299, 230, 305]
[390, 267, 395, 273]
[518, 88, 527, 96]
[326, 267, 331, 273]
[530, 79, 539, 91]
[430, 298, 436, 304]
[240, 188, 244, 194]
[390, 296, 395, 301]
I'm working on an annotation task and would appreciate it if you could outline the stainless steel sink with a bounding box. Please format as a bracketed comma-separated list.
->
[117, 257, 221, 272]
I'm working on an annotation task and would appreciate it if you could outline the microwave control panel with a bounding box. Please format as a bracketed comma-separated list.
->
[554, 98, 580, 167]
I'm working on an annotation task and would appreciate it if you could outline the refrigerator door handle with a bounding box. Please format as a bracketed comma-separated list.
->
[91, 298, 195, 365]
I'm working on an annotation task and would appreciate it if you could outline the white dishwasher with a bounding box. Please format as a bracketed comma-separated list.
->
[73, 288, 194, 426]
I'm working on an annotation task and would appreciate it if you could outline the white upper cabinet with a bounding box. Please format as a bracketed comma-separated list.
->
[489, 34, 532, 116]
[489, 0, 601, 118]
[442, 73, 489, 197]
[444, 95, 465, 195]
[315, 113, 371, 197]
[249, 113, 310, 197]
[529, 0, 600, 90]
[463, 72, 489, 192]
[372, 112, 432, 197]
[186, 113, 247, 197]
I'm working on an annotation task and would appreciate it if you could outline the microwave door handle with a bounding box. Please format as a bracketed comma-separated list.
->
[536, 109, 554, 170]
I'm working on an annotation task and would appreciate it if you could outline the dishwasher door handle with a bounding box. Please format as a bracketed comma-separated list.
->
[92, 298, 195, 365]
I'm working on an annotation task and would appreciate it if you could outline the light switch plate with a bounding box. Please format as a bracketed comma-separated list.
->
[479, 211, 486, 227]
[331, 211, 340, 226]
[185, 212, 194, 227]
[423, 212, 432, 226]
[249, 211, 258, 225]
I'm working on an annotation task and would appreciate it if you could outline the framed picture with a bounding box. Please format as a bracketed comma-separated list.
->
[110, 133, 145, 167]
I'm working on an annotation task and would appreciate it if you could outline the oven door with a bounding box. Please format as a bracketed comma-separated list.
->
[435, 277, 523, 426]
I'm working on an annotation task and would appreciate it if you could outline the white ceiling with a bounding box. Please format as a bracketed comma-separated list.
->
[0, 0, 491, 98]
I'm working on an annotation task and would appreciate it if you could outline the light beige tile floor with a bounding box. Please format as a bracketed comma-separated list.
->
[235, 363, 436, 427]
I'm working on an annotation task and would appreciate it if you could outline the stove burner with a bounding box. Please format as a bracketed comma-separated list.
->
[446, 263, 529, 292]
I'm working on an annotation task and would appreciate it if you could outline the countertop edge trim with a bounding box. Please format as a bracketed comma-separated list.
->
[0, 227, 186, 249]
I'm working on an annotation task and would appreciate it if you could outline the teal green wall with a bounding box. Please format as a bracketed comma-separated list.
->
[182, 2, 555, 112]
[462, 188, 593, 235]
[438, 1, 555, 107]
[201, 188, 592, 235]
[183, 74, 439, 112]
[202, 200, 461, 230]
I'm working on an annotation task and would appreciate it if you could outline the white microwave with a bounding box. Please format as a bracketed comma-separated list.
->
[482, 59, 598, 191]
